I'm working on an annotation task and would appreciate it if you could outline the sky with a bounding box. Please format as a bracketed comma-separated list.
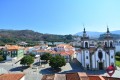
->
[0, 0, 120, 35]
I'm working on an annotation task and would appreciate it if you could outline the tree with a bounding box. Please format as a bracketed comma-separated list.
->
[20, 55, 34, 66]
[116, 52, 120, 57]
[29, 53, 35, 58]
[0, 55, 4, 62]
[41, 53, 52, 62]
[49, 55, 66, 69]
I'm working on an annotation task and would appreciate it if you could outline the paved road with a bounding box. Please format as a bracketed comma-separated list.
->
[1, 58, 120, 80]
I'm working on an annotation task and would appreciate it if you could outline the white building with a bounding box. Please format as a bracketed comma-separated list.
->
[76, 28, 115, 70]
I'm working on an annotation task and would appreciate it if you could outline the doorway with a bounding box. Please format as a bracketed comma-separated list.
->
[99, 62, 103, 70]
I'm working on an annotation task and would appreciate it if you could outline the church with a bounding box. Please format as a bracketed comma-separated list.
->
[76, 27, 115, 70]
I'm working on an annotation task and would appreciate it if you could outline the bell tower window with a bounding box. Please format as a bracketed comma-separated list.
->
[105, 42, 107, 47]
[110, 41, 113, 48]
[85, 42, 88, 48]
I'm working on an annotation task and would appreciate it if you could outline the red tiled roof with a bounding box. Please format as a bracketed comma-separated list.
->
[42, 73, 120, 80]
[60, 50, 74, 56]
[41, 74, 54, 80]
[0, 73, 25, 80]
[88, 76, 101, 80]
[78, 72, 89, 80]
[66, 73, 80, 80]
[103, 76, 120, 80]
[5, 45, 24, 51]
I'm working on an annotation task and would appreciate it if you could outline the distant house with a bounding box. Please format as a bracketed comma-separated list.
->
[0, 73, 25, 80]
[2, 45, 24, 61]
[53, 42, 65, 46]
[69, 41, 81, 47]
[18, 41, 28, 47]
[56, 44, 76, 62]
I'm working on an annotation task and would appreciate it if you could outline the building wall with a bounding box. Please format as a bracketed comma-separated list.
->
[84, 50, 90, 68]
[94, 48, 106, 69]
[76, 52, 81, 63]
[81, 51, 84, 67]
[77, 47, 115, 70]
[17, 49, 24, 58]
[3, 50, 17, 60]
[106, 53, 109, 68]
[92, 54, 95, 69]
[109, 50, 115, 66]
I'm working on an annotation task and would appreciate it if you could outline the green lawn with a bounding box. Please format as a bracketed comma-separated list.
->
[116, 56, 120, 67]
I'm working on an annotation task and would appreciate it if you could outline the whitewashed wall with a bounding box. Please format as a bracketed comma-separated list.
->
[110, 50, 115, 66]
[85, 50, 90, 68]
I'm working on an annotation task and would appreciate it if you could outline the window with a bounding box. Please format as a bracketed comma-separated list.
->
[85, 42, 88, 48]
[86, 56, 88, 59]
[98, 50, 103, 61]
[105, 42, 107, 47]
[111, 56, 113, 58]
[110, 42, 113, 47]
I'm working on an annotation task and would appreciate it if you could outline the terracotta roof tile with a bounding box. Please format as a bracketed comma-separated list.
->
[0, 73, 25, 80]
[78, 72, 89, 80]
[103, 76, 120, 80]
[41, 75, 54, 80]
[88, 75, 101, 80]
[66, 73, 80, 80]
[59, 50, 75, 56]
[5, 45, 24, 51]
[54, 74, 66, 80]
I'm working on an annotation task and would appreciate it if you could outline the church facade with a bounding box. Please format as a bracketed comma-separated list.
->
[76, 28, 115, 70]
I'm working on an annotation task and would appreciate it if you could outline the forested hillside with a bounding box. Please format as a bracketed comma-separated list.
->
[0, 30, 74, 46]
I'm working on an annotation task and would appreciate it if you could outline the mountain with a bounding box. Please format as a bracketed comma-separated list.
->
[75, 30, 120, 38]
[75, 31, 103, 38]
[0, 29, 74, 46]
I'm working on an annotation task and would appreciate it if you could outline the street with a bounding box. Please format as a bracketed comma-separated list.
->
[0, 58, 120, 80]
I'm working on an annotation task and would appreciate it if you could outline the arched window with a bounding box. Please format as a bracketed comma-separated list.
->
[98, 50, 103, 61]
[105, 42, 107, 47]
[85, 42, 88, 48]
[110, 42, 113, 47]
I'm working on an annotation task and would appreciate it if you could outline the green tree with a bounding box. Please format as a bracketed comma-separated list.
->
[20, 55, 34, 66]
[0, 55, 4, 62]
[49, 55, 66, 69]
[41, 53, 52, 62]
[116, 52, 120, 57]
[29, 53, 35, 58]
